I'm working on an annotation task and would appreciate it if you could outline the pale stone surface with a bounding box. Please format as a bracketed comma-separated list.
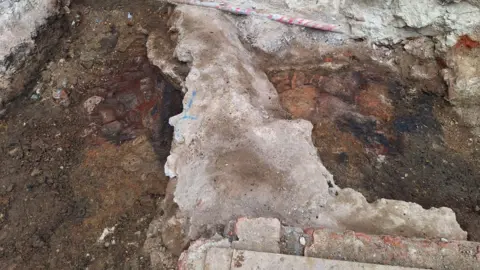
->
[177, 238, 232, 270]
[0, 0, 58, 62]
[319, 189, 467, 240]
[159, 6, 336, 239]
[83, 96, 104, 115]
[205, 248, 232, 270]
[202, 248, 425, 270]
[220, 0, 480, 45]
[0, 0, 62, 103]
[404, 37, 435, 59]
[410, 63, 438, 80]
[148, 6, 468, 241]
[392, 0, 444, 29]
[454, 106, 480, 129]
[452, 105, 480, 136]
[343, 0, 480, 43]
[179, 221, 476, 270]
[232, 217, 281, 253]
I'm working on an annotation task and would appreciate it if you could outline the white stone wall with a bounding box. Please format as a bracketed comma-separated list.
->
[0, 0, 58, 63]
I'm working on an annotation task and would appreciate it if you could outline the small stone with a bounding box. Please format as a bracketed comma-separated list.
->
[318, 61, 348, 71]
[440, 238, 449, 242]
[410, 64, 438, 80]
[233, 217, 281, 253]
[0, 108, 7, 119]
[8, 147, 20, 157]
[74, 13, 82, 24]
[37, 176, 46, 184]
[31, 168, 42, 177]
[47, 177, 54, 185]
[99, 34, 118, 53]
[475, 205, 480, 212]
[32, 235, 45, 248]
[137, 26, 149, 35]
[31, 93, 41, 100]
[117, 92, 139, 110]
[161, 216, 189, 256]
[67, 48, 75, 59]
[407, 87, 418, 96]
[299, 236, 306, 246]
[84, 96, 104, 115]
[99, 108, 116, 124]
[60, 78, 68, 88]
[404, 37, 435, 59]
[79, 52, 94, 69]
[81, 60, 94, 69]
[6, 184, 14, 192]
[101, 121, 123, 136]
[104, 241, 110, 248]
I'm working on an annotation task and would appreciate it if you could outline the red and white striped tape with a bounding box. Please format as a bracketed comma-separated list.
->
[170, 0, 346, 34]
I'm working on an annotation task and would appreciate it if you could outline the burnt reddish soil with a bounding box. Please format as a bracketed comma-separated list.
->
[269, 52, 480, 241]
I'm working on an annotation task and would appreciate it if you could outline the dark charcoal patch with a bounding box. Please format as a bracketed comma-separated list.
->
[336, 113, 391, 152]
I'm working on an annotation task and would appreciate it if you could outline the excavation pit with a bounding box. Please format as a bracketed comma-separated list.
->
[268, 52, 480, 240]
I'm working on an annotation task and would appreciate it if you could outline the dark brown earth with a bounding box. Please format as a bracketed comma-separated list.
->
[268, 50, 480, 241]
[0, 0, 183, 269]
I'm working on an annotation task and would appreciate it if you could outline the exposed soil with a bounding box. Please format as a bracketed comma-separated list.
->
[0, 0, 183, 269]
[268, 50, 480, 241]
[3, 0, 480, 268]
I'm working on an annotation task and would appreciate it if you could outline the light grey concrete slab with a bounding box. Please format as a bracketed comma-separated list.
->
[232, 217, 281, 253]
[205, 247, 233, 270]
[203, 248, 426, 270]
